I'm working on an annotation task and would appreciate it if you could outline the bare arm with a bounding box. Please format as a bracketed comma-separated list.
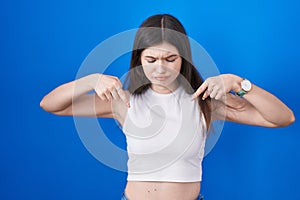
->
[227, 82, 294, 127]
[193, 74, 295, 127]
[40, 73, 129, 118]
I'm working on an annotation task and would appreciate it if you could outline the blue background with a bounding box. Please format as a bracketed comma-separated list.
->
[1, 0, 299, 199]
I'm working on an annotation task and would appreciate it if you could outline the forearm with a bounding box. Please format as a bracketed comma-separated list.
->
[40, 74, 97, 112]
[230, 74, 295, 126]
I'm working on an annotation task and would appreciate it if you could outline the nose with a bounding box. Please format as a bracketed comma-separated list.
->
[156, 60, 167, 74]
[156, 64, 167, 74]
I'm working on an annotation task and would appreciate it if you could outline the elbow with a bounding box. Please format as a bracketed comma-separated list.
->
[39, 97, 55, 113]
[285, 110, 296, 126]
[40, 97, 69, 116]
[40, 97, 50, 112]
[275, 110, 295, 128]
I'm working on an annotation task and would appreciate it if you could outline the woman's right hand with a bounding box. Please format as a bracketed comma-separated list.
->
[92, 73, 130, 107]
[40, 73, 130, 117]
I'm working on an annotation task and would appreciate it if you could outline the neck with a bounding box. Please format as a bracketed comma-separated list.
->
[150, 81, 179, 94]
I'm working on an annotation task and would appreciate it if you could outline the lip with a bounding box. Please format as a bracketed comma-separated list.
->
[154, 76, 169, 81]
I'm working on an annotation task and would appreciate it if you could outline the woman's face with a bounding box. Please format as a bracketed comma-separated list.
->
[141, 42, 182, 93]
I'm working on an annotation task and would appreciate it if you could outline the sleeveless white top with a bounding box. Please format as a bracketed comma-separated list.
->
[122, 85, 206, 182]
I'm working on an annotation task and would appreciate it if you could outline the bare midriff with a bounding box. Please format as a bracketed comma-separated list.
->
[125, 181, 201, 200]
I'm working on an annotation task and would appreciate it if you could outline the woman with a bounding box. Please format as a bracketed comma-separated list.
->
[40, 14, 295, 200]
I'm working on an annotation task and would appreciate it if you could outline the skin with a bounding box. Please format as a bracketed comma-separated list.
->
[40, 42, 295, 200]
[141, 42, 182, 94]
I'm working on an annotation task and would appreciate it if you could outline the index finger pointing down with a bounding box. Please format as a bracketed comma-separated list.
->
[117, 89, 130, 108]
[192, 81, 208, 100]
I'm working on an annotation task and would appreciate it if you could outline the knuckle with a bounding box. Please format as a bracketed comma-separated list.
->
[112, 79, 119, 85]
[108, 85, 115, 91]
[114, 80, 122, 88]
[102, 88, 109, 93]
[112, 76, 121, 83]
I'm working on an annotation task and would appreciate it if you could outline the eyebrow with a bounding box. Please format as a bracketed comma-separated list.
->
[144, 54, 179, 59]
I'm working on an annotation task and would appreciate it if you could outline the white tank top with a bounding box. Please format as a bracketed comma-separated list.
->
[122, 85, 206, 182]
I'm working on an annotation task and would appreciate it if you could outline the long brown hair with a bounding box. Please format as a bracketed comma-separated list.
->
[125, 14, 211, 131]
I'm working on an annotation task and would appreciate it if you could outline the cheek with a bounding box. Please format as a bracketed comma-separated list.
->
[141, 63, 153, 78]
[171, 60, 182, 73]
[177, 61, 182, 72]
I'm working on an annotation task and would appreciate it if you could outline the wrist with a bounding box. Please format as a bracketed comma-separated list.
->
[78, 73, 101, 91]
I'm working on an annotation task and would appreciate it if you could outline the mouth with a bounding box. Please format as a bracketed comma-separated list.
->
[154, 76, 170, 81]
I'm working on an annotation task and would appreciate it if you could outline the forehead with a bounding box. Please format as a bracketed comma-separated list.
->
[142, 42, 179, 56]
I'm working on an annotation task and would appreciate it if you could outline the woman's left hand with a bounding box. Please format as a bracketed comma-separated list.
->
[192, 74, 242, 101]
[192, 73, 295, 127]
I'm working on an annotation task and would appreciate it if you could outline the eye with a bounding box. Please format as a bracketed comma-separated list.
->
[166, 58, 176, 62]
[146, 59, 156, 63]
[166, 57, 177, 62]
